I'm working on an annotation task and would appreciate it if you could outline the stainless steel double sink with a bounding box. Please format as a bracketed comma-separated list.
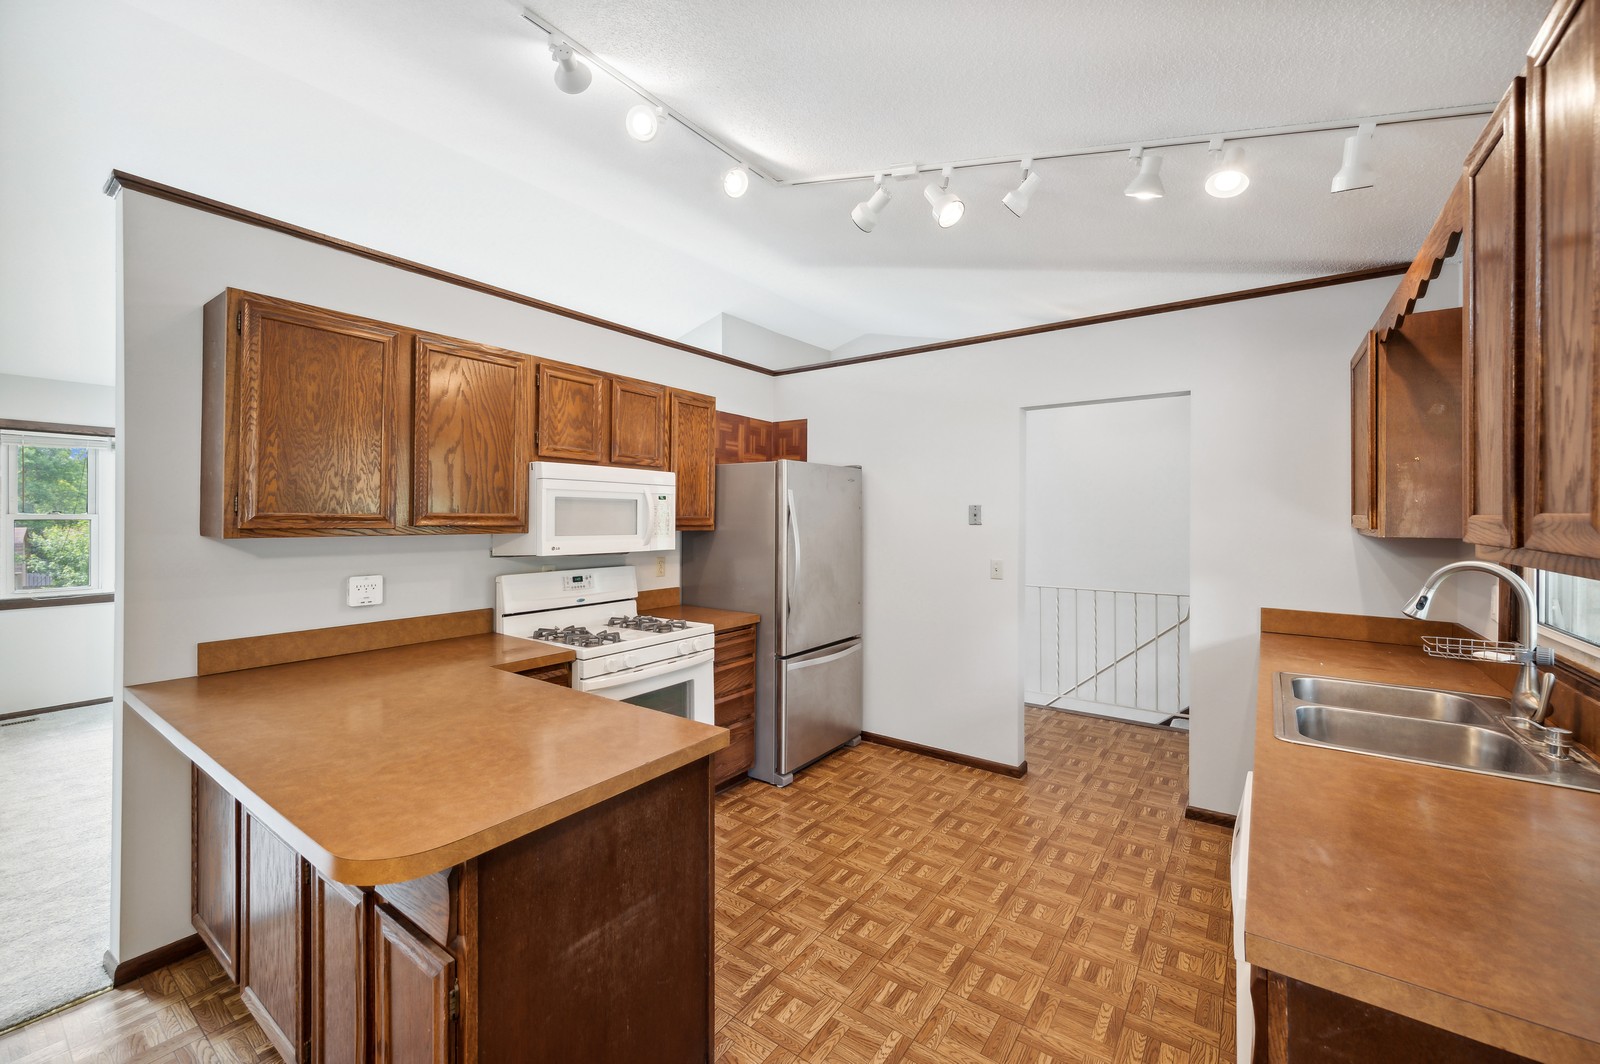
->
[1274, 674, 1600, 792]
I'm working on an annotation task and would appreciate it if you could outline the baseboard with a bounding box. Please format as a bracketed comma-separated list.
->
[860, 732, 1027, 778]
[1184, 805, 1237, 829]
[103, 934, 204, 987]
[0, 697, 112, 723]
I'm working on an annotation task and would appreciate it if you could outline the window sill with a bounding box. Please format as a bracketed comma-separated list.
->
[0, 592, 114, 611]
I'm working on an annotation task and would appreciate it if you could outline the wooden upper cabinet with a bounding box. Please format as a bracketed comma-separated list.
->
[412, 337, 534, 531]
[373, 906, 456, 1064]
[212, 292, 404, 536]
[609, 377, 669, 469]
[1524, 0, 1600, 559]
[536, 361, 607, 464]
[670, 389, 717, 530]
[1351, 333, 1378, 532]
[1463, 79, 1526, 548]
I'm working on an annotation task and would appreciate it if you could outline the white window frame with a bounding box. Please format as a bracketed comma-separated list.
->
[1523, 567, 1600, 676]
[1, 430, 111, 598]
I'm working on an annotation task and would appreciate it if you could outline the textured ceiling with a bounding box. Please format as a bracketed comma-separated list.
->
[112, 0, 1550, 367]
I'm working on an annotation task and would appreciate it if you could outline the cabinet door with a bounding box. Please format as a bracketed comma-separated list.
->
[241, 814, 309, 1063]
[235, 294, 403, 533]
[609, 377, 669, 469]
[1464, 79, 1525, 548]
[412, 337, 534, 530]
[312, 875, 368, 1064]
[670, 389, 717, 530]
[1525, 0, 1600, 558]
[1350, 333, 1378, 533]
[1375, 311, 1464, 539]
[192, 767, 239, 981]
[373, 906, 456, 1064]
[536, 361, 607, 464]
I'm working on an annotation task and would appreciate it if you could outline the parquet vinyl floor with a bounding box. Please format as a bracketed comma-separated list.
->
[0, 708, 1233, 1064]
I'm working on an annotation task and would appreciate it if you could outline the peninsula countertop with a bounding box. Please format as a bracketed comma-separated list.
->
[125, 633, 728, 885]
[1249, 612, 1600, 1063]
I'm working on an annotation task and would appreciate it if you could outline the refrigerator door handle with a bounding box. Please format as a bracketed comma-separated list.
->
[786, 641, 861, 671]
[785, 488, 801, 619]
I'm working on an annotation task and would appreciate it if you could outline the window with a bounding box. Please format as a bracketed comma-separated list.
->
[1532, 569, 1600, 672]
[1, 431, 113, 596]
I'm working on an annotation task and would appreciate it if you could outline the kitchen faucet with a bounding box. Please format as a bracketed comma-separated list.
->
[1401, 561, 1556, 723]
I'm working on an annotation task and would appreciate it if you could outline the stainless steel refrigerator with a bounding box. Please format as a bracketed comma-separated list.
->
[681, 461, 863, 786]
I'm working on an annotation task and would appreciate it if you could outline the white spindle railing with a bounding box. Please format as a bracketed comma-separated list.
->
[1023, 585, 1190, 722]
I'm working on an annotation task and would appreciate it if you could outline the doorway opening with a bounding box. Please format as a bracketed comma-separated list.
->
[1022, 393, 1191, 728]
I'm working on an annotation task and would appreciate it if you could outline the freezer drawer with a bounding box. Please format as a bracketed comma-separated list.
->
[777, 638, 863, 777]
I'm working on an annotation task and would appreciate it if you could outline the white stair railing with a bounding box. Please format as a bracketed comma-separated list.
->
[1023, 585, 1190, 721]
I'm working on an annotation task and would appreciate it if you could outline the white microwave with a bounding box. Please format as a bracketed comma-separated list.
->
[490, 462, 676, 557]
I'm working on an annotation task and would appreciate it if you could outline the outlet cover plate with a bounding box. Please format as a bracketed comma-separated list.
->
[347, 574, 383, 607]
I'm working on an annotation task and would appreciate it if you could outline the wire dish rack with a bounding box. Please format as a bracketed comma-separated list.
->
[1422, 635, 1557, 665]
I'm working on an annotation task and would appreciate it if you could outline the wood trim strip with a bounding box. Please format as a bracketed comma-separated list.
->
[1260, 607, 1482, 647]
[1184, 805, 1237, 829]
[1372, 177, 1467, 341]
[773, 264, 1411, 375]
[0, 697, 112, 723]
[860, 731, 1027, 778]
[102, 934, 204, 988]
[1476, 543, 1600, 581]
[195, 608, 494, 675]
[0, 418, 114, 437]
[0, 592, 114, 611]
[636, 587, 682, 612]
[103, 171, 771, 376]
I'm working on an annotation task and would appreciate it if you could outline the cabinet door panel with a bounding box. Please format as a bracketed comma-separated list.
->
[413, 338, 532, 530]
[312, 876, 367, 1064]
[192, 767, 239, 981]
[374, 906, 455, 1064]
[1526, 0, 1600, 558]
[1464, 80, 1525, 547]
[241, 814, 308, 1063]
[609, 377, 669, 469]
[1351, 334, 1377, 533]
[670, 390, 717, 530]
[238, 296, 402, 531]
[537, 362, 607, 464]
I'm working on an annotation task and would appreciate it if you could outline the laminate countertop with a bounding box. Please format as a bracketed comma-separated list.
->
[651, 604, 762, 632]
[125, 633, 728, 886]
[1249, 612, 1600, 1062]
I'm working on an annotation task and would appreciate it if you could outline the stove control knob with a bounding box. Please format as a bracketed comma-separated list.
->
[623, 653, 639, 671]
[678, 640, 694, 656]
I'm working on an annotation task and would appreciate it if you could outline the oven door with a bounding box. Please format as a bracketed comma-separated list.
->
[576, 650, 714, 724]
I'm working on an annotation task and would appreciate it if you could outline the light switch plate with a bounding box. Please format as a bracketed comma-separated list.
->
[347, 574, 383, 607]
[990, 560, 1003, 580]
[969, 505, 982, 525]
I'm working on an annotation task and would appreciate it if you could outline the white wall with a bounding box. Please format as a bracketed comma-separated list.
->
[776, 277, 1478, 810]
[113, 189, 777, 961]
[1024, 395, 1191, 594]
[0, 374, 116, 426]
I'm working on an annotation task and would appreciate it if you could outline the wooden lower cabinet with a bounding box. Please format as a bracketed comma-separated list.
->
[311, 876, 368, 1064]
[712, 623, 757, 786]
[373, 907, 455, 1064]
[192, 767, 240, 981]
[241, 813, 310, 1063]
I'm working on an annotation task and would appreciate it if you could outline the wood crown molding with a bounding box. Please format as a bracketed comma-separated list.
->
[107, 171, 1410, 380]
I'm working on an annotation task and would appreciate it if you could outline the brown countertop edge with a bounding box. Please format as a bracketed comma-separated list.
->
[1247, 609, 1600, 1063]
[653, 604, 762, 632]
[126, 633, 727, 886]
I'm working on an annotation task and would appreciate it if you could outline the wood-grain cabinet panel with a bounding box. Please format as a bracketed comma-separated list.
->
[711, 623, 757, 785]
[373, 906, 455, 1064]
[311, 876, 367, 1064]
[609, 377, 669, 469]
[1350, 333, 1377, 532]
[670, 389, 717, 530]
[192, 768, 239, 982]
[412, 337, 533, 531]
[241, 813, 308, 1063]
[536, 361, 608, 464]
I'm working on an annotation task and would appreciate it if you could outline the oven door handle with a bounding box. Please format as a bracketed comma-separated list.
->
[579, 649, 713, 691]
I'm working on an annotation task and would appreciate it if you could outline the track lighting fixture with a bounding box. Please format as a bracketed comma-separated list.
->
[1331, 122, 1377, 193]
[625, 103, 664, 142]
[1123, 149, 1165, 200]
[548, 39, 592, 94]
[1204, 139, 1249, 198]
[851, 175, 893, 233]
[924, 166, 965, 228]
[1002, 159, 1041, 217]
[722, 166, 750, 198]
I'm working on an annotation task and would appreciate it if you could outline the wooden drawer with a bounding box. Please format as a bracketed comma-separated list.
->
[712, 717, 754, 786]
[714, 625, 756, 664]
[519, 663, 572, 688]
[714, 657, 755, 700]
[715, 689, 754, 728]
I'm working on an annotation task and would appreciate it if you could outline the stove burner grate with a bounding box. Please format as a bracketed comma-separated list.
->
[607, 615, 692, 634]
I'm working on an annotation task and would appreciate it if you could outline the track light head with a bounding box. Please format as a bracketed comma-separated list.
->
[1204, 141, 1249, 198]
[1332, 122, 1377, 193]
[1002, 159, 1040, 217]
[851, 178, 893, 233]
[548, 40, 592, 94]
[924, 166, 965, 228]
[626, 103, 664, 142]
[1124, 149, 1165, 200]
[722, 166, 750, 198]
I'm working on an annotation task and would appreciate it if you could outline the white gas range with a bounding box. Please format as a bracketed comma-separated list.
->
[494, 568, 717, 724]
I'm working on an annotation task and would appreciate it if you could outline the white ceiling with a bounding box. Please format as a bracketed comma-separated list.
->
[44, 1, 1557, 370]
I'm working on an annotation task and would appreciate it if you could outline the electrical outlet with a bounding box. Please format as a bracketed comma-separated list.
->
[655, 556, 666, 578]
[990, 560, 1003, 580]
[346, 574, 383, 607]
[968, 505, 982, 525]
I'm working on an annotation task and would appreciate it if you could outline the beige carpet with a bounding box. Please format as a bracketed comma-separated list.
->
[0, 703, 113, 1030]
